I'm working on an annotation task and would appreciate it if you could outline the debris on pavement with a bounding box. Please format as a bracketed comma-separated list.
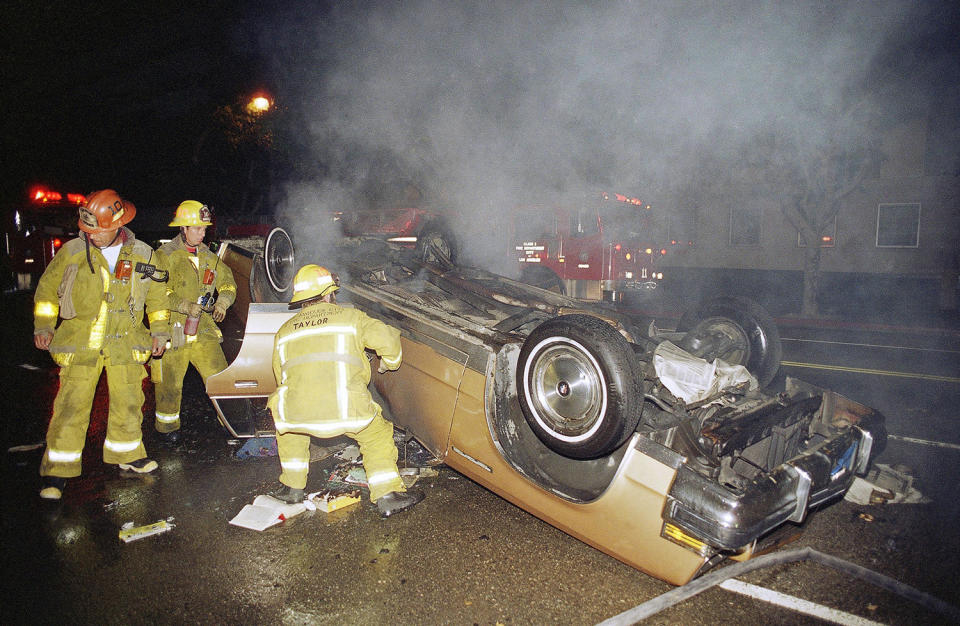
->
[229, 495, 307, 531]
[305, 489, 362, 512]
[400, 466, 439, 488]
[7, 442, 45, 453]
[844, 463, 930, 505]
[328, 463, 368, 486]
[235, 437, 278, 459]
[312, 441, 349, 462]
[119, 518, 175, 543]
[333, 444, 361, 462]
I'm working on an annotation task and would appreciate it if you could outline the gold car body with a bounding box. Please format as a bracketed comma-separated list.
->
[207, 241, 882, 585]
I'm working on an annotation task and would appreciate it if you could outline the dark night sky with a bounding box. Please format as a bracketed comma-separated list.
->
[1, 1, 266, 213]
[3, 1, 958, 248]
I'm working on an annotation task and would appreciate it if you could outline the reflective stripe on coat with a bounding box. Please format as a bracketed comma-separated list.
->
[267, 301, 401, 437]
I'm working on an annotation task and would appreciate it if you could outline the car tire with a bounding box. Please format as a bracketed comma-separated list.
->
[416, 227, 456, 266]
[677, 296, 782, 388]
[263, 227, 296, 295]
[517, 314, 645, 459]
[520, 266, 564, 294]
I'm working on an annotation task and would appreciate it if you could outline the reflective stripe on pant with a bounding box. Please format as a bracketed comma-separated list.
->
[41, 357, 148, 478]
[154, 341, 228, 433]
[277, 410, 406, 501]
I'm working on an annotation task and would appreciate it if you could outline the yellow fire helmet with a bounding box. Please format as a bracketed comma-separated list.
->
[290, 264, 340, 304]
[169, 200, 213, 227]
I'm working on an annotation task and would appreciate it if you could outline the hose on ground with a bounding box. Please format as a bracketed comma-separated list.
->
[596, 546, 960, 625]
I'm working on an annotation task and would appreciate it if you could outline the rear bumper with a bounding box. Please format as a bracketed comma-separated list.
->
[663, 411, 885, 551]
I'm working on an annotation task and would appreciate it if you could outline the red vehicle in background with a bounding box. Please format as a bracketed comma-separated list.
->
[334, 207, 457, 264]
[4, 187, 86, 290]
[515, 192, 664, 302]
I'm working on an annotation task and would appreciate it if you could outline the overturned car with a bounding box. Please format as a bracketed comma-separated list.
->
[206, 229, 885, 585]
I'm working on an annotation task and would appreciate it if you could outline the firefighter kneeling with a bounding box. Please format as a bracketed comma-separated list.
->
[267, 264, 424, 516]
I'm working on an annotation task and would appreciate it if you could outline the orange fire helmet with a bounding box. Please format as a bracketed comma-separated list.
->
[78, 189, 136, 234]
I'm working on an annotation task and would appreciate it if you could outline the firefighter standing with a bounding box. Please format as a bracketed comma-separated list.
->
[152, 201, 236, 443]
[34, 189, 170, 500]
[267, 264, 424, 516]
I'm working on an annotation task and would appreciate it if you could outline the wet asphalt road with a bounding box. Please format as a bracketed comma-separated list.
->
[3, 290, 960, 625]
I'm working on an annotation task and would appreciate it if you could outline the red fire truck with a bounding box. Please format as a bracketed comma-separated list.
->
[4, 187, 86, 290]
[515, 192, 664, 302]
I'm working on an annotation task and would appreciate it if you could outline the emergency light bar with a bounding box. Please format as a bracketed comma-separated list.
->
[31, 187, 87, 205]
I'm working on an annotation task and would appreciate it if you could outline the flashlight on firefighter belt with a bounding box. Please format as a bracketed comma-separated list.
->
[135, 262, 169, 282]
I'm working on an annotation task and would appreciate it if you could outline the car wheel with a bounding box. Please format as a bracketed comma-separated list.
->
[520, 266, 564, 294]
[517, 314, 645, 459]
[264, 227, 296, 294]
[677, 296, 782, 388]
[417, 228, 456, 266]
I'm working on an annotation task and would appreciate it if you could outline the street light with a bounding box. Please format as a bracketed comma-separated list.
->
[246, 95, 271, 114]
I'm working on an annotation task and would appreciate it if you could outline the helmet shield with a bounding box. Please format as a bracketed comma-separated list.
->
[169, 200, 214, 227]
[78, 189, 135, 234]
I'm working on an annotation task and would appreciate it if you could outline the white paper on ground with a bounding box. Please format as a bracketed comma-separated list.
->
[229, 495, 307, 531]
[653, 340, 757, 404]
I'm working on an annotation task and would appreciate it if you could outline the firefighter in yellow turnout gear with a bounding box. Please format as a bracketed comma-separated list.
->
[267, 265, 424, 516]
[153, 201, 236, 442]
[34, 189, 170, 500]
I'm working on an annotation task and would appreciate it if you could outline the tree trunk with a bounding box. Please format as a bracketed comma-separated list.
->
[800, 244, 822, 317]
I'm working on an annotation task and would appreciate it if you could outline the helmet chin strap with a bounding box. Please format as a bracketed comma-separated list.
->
[84, 229, 122, 273]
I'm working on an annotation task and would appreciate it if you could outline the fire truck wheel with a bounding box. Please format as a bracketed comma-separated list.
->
[416, 228, 456, 266]
[517, 314, 645, 459]
[676, 296, 782, 388]
[520, 266, 564, 294]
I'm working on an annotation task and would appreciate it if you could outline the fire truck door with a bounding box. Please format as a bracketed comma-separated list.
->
[561, 208, 601, 282]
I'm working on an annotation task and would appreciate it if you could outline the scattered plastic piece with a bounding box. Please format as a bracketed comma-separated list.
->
[236, 437, 278, 458]
[230, 495, 307, 531]
[844, 463, 929, 505]
[119, 518, 175, 543]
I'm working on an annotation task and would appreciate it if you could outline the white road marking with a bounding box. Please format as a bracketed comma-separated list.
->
[782, 337, 960, 355]
[888, 434, 960, 451]
[719, 578, 885, 626]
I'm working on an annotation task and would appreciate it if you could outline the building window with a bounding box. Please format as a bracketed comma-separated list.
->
[797, 216, 837, 248]
[729, 206, 760, 246]
[876, 203, 920, 248]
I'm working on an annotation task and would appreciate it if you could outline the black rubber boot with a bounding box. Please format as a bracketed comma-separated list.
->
[158, 430, 181, 446]
[272, 485, 305, 504]
[119, 458, 159, 473]
[39, 477, 66, 500]
[376, 489, 425, 517]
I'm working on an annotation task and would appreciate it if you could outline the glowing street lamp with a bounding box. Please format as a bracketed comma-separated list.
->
[246, 95, 271, 114]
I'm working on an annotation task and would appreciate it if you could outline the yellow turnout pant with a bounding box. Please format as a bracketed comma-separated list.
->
[154, 340, 228, 432]
[277, 410, 406, 501]
[40, 356, 148, 477]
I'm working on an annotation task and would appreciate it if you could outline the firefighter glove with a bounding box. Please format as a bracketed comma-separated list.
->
[377, 362, 388, 374]
[178, 300, 202, 318]
[212, 302, 228, 323]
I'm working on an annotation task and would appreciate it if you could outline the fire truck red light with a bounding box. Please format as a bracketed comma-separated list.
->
[614, 244, 621, 251]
